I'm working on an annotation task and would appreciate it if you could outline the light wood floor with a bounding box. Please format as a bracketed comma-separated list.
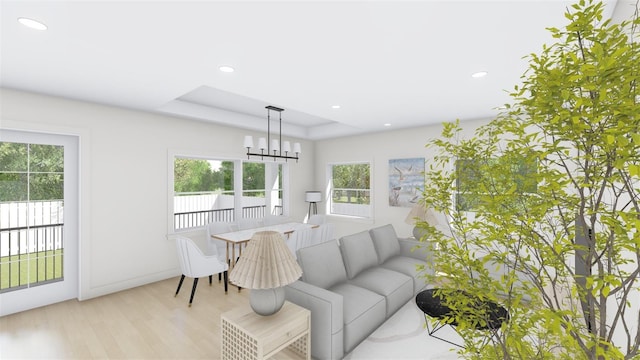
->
[0, 276, 248, 359]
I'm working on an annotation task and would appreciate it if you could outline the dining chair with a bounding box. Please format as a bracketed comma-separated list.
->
[206, 221, 238, 282]
[206, 222, 234, 259]
[285, 231, 300, 259]
[313, 223, 335, 245]
[307, 214, 326, 225]
[289, 227, 315, 255]
[264, 214, 290, 226]
[237, 217, 264, 230]
[174, 236, 228, 306]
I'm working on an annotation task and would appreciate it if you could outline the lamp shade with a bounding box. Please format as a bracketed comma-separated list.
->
[305, 191, 322, 203]
[282, 141, 291, 153]
[258, 137, 268, 150]
[229, 231, 302, 289]
[405, 204, 439, 226]
[243, 135, 254, 149]
[292, 142, 302, 154]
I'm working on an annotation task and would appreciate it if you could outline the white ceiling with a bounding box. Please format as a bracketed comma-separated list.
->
[1, 0, 636, 140]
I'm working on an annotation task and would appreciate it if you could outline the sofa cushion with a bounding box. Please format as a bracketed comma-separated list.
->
[329, 282, 386, 353]
[349, 267, 413, 317]
[381, 256, 430, 295]
[369, 224, 401, 264]
[339, 231, 379, 279]
[297, 240, 348, 289]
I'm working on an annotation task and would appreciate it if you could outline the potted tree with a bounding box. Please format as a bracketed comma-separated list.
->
[419, 1, 640, 359]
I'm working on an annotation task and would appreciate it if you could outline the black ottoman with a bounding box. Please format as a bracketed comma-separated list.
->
[415, 288, 509, 347]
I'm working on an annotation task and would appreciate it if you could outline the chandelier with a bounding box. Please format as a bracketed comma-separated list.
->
[243, 106, 301, 162]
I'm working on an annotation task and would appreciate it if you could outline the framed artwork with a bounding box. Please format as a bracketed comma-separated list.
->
[388, 157, 425, 207]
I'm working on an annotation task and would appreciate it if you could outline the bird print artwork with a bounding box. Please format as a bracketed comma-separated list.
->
[389, 158, 425, 207]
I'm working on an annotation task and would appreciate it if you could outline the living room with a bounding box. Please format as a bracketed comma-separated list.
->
[2, 1, 639, 359]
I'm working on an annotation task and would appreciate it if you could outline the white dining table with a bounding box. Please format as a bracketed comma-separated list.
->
[211, 222, 317, 270]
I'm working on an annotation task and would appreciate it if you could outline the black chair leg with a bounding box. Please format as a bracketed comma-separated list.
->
[189, 278, 199, 307]
[209, 275, 213, 285]
[223, 271, 228, 293]
[219, 273, 222, 282]
[175, 274, 185, 297]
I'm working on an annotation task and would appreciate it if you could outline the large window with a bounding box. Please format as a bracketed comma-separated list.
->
[328, 162, 372, 218]
[172, 156, 287, 231]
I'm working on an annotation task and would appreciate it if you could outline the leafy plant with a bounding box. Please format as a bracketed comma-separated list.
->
[419, 1, 640, 359]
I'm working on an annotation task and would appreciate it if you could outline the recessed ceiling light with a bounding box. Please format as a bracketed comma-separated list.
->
[384, 123, 391, 127]
[18, 17, 47, 31]
[331, 105, 341, 109]
[219, 65, 235, 73]
[471, 71, 488, 78]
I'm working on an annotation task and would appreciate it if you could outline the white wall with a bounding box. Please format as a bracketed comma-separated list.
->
[0, 88, 315, 301]
[313, 118, 489, 239]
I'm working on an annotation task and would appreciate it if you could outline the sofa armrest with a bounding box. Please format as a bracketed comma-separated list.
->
[285, 280, 345, 360]
[398, 237, 433, 263]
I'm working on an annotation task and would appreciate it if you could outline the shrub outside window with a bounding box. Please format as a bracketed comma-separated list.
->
[328, 162, 371, 218]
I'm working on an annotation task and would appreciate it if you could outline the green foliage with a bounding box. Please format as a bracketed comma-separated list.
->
[332, 163, 371, 204]
[243, 162, 266, 197]
[0, 142, 64, 201]
[173, 159, 271, 197]
[419, 1, 640, 359]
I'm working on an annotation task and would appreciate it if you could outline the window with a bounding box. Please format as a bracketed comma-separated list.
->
[172, 156, 287, 231]
[328, 162, 372, 218]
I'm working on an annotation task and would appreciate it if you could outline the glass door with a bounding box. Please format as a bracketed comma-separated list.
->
[0, 129, 78, 315]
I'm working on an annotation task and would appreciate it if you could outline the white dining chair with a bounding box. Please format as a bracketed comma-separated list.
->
[307, 214, 326, 225]
[174, 236, 228, 306]
[264, 214, 290, 226]
[285, 231, 300, 259]
[312, 223, 335, 245]
[206, 222, 235, 257]
[289, 227, 315, 255]
[206, 221, 237, 281]
[237, 217, 264, 230]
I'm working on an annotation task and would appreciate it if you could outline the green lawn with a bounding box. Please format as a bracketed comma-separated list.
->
[0, 250, 63, 290]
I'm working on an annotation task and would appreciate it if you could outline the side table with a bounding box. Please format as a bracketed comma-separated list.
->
[416, 288, 509, 348]
[221, 301, 311, 360]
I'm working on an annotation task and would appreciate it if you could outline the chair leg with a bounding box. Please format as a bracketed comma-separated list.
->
[209, 275, 213, 285]
[223, 271, 228, 293]
[189, 278, 199, 307]
[175, 274, 185, 297]
[219, 273, 222, 282]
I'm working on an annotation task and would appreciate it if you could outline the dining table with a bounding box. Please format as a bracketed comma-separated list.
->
[211, 222, 317, 270]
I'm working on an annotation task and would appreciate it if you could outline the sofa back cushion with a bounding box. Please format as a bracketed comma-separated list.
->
[369, 224, 401, 264]
[297, 240, 348, 289]
[339, 231, 379, 279]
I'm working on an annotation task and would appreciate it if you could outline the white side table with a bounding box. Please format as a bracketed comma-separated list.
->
[221, 301, 311, 360]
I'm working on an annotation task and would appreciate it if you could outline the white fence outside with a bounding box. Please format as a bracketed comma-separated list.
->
[0, 200, 64, 258]
[173, 192, 267, 213]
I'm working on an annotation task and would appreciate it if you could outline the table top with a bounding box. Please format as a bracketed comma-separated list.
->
[212, 222, 316, 243]
[221, 301, 310, 334]
[415, 288, 509, 330]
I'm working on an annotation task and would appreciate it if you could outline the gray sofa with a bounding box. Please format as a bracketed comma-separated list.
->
[285, 224, 433, 360]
